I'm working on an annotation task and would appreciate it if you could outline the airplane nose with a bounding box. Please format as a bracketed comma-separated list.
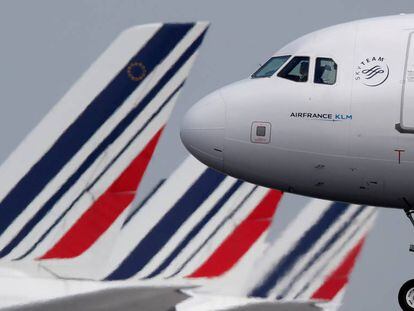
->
[180, 91, 225, 171]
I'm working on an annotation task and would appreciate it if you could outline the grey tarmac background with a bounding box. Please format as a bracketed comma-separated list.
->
[0, 1, 413, 310]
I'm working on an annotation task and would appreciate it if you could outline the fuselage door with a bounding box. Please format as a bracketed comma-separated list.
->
[398, 31, 414, 132]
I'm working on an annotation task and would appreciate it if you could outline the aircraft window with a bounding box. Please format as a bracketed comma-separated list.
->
[251, 56, 291, 78]
[277, 56, 310, 82]
[314, 58, 337, 85]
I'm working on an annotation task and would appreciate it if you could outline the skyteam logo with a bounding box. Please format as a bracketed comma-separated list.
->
[290, 112, 352, 122]
[355, 56, 389, 87]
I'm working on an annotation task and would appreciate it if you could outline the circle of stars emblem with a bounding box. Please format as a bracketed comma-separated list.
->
[127, 62, 147, 82]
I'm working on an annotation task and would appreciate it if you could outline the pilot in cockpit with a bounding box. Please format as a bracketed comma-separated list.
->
[299, 61, 309, 82]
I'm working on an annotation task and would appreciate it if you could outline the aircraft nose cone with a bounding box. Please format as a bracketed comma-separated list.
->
[180, 91, 225, 171]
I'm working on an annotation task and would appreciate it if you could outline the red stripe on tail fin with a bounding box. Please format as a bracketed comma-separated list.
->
[40, 128, 164, 259]
[311, 237, 366, 301]
[188, 189, 283, 278]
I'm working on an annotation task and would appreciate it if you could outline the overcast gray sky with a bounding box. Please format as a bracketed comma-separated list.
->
[0, 1, 413, 310]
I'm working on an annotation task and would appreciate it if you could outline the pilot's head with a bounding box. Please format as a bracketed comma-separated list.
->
[300, 61, 309, 79]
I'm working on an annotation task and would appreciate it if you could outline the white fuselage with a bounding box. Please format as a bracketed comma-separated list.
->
[181, 14, 414, 209]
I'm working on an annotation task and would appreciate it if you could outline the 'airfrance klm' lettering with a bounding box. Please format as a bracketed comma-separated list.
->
[290, 112, 353, 122]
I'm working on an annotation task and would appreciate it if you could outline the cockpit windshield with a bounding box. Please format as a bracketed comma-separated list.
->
[251, 56, 291, 78]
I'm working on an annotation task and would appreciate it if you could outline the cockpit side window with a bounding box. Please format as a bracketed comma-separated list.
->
[251, 56, 291, 78]
[277, 56, 310, 82]
[314, 58, 337, 85]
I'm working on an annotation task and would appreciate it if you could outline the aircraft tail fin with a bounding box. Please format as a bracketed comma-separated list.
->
[39, 156, 282, 280]
[0, 22, 209, 261]
[103, 157, 283, 281]
[203, 199, 376, 308]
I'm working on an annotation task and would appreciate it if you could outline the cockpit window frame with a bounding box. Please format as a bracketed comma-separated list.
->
[314, 57, 338, 85]
[277, 56, 311, 83]
[251, 55, 292, 79]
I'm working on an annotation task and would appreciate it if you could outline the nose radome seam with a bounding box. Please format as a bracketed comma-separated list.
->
[180, 90, 225, 171]
[218, 89, 227, 129]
